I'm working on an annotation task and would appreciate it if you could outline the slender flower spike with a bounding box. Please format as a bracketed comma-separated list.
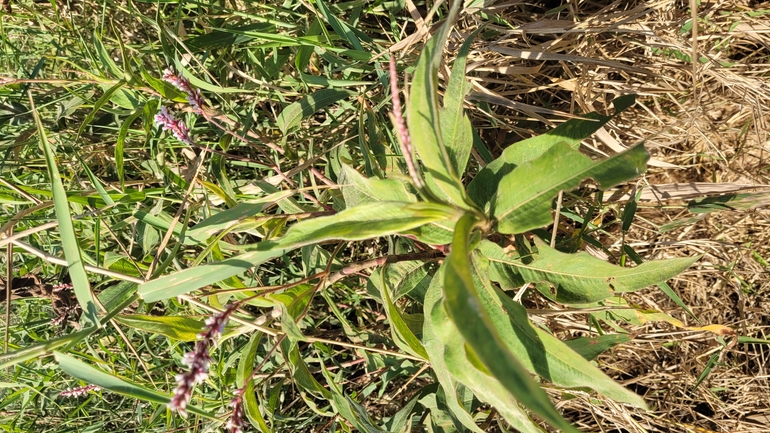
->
[162, 67, 204, 112]
[59, 385, 101, 397]
[388, 56, 424, 190]
[225, 389, 246, 433]
[154, 106, 193, 145]
[167, 303, 240, 417]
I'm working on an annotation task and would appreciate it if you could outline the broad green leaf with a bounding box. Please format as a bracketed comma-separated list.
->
[440, 30, 478, 176]
[339, 164, 414, 207]
[468, 95, 636, 209]
[276, 201, 456, 246]
[184, 190, 295, 244]
[469, 253, 646, 407]
[276, 88, 354, 136]
[480, 239, 698, 304]
[377, 264, 429, 359]
[407, 35, 467, 206]
[367, 260, 432, 302]
[32, 98, 99, 327]
[139, 201, 455, 302]
[563, 334, 634, 361]
[266, 283, 314, 319]
[493, 142, 649, 234]
[55, 352, 217, 419]
[442, 213, 579, 432]
[423, 268, 538, 433]
[114, 315, 205, 341]
[140, 69, 186, 101]
[623, 244, 698, 321]
[402, 219, 456, 246]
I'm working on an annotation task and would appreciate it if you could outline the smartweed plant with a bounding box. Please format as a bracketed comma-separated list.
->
[4, 2, 749, 432]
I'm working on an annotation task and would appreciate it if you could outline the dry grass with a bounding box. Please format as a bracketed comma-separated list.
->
[439, 1, 770, 431]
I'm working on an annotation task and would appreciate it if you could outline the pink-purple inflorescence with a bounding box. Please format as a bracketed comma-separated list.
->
[162, 67, 204, 113]
[59, 384, 101, 397]
[154, 106, 193, 145]
[224, 389, 246, 433]
[167, 303, 240, 418]
[154, 67, 204, 145]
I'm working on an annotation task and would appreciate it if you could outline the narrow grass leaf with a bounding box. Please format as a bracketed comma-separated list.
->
[93, 31, 124, 79]
[493, 142, 649, 234]
[116, 109, 142, 189]
[0, 327, 98, 369]
[76, 80, 126, 138]
[319, 363, 387, 433]
[238, 334, 271, 433]
[184, 191, 294, 244]
[31, 94, 99, 326]
[442, 213, 579, 432]
[55, 352, 217, 419]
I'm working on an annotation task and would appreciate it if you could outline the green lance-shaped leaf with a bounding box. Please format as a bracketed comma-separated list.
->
[31, 96, 100, 327]
[468, 94, 636, 210]
[139, 201, 457, 302]
[183, 190, 295, 245]
[55, 352, 217, 420]
[407, 34, 468, 207]
[276, 88, 354, 136]
[423, 268, 543, 433]
[469, 253, 647, 407]
[338, 164, 415, 208]
[114, 315, 206, 341]
[442, 213, 580, 433]
[563, 334, 634, 361]
[440, 29, 479, 176]
[493, 142, 649, 234]
[480, 239, 698, 304]
[376, 264, 429, 359]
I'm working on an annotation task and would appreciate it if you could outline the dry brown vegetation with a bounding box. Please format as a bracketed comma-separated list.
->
[422, 1, 770, 431]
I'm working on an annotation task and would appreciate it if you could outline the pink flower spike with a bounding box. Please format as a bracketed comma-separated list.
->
[154, 106, 193, 145]
[225, 390, 246, 433]
[59, 384, 101, 398]
[167, 303, 241, 418]
[162, 67, 204, 112]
